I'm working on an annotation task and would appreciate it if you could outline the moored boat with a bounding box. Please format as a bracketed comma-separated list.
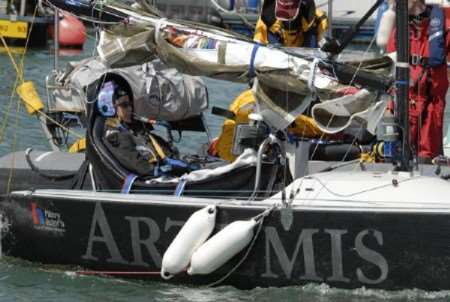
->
[3, 0, 450, 292]
[4, 168, 450, 290]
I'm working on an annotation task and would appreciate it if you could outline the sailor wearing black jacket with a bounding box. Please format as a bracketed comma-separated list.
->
[102, 88, 174, 177]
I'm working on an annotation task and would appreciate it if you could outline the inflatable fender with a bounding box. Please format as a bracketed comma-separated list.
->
[376, 7, 396, 49]
[188, 219, 257, 275]
[161, 205, 216, 279]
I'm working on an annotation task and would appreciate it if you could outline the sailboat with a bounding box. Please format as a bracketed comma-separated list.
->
[2, 0, 450, 291]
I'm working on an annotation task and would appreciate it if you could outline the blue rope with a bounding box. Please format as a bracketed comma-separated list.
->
[121, 174, 138, 194]
[249, 44, 260, 79]
[174, 177, 187, 196]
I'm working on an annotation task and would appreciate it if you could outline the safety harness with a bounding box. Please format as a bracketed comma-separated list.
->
[409, 5, 449, 95]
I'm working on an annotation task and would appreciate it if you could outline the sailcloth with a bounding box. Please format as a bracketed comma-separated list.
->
[312, 90, 387, 134]
[48, 0, 394, 132]
[48, 57, 208, 121]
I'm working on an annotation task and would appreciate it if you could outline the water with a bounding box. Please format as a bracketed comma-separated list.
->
[2, 36, 450, 302]
[1, 258, 450, 302]
[0, 41, 247, 156]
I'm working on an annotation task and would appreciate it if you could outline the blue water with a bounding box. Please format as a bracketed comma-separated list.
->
[2, 34, 450, 302]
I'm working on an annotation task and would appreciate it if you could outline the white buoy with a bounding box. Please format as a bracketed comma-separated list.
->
[188, 219, 257, 275]
[161, 205, 216, 279]
[376, 7, 396, 49]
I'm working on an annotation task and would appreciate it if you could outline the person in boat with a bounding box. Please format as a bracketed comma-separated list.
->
[100, 82, 185, 177]
[384, 0, 450, 163]
[211, 0, 331, 161]
[253, 0, 328, 47]
[214, 0, 371, 161]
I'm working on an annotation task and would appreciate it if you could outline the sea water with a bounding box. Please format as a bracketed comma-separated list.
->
[2, 36, 450, 302]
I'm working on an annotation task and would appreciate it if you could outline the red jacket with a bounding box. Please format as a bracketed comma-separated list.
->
[386, 8, 450, 159]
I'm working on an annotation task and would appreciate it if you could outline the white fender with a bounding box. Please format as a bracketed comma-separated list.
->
[376, 7, 396, 49]
[188, 219, 257, 275]
[161, 205, 216, 279]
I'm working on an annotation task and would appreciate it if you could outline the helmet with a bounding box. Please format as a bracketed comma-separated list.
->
[97, 81, 116, 117]
[275, 0, 301, 21]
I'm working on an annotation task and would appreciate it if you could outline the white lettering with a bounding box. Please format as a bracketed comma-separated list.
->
[355, 229, 388, 284]
[326, 229, 350, 283]
[263, 227, 322, 281]
[82, 203, 128, 264]
[126, 216, 162, 267]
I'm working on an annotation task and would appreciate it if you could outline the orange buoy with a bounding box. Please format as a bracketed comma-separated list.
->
[48, 11, 86, 49]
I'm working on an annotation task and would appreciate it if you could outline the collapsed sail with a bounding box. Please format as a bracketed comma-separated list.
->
[48, 0, 394, 132]
[49, 58, 208, 121]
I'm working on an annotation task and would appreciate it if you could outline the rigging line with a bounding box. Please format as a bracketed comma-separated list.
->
[0, 3, 36, 78]
[14, 92, 85, 139]
[6, 95, 22, 194]
[92, 1, 104, 55]
[209, 0, 256, 31]
[306, 34, 378, 199]
[305, 173, 420, 198]
[75, 270, 162, 276]
[36, 111, 84, 139]
[282, 20, 294, 206]
[309, 32, 378, 162]
[341, 127, 365, 162]
[206, 206, 274, 287]
[0, 36, 23, 81]
[0, 4, 38, 143]
[0, 103, 37, 119]
[0, 75, 21, 144]
[289, 176, 305, 204]
[289, 158, 362, 202]
[6, 5, 39, 192]
[64, 11, 122, 25]
[43, 0, 126, 23]
[209, 0, 236, 14]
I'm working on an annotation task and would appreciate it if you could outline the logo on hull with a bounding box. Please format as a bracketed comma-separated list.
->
[31, 202, 66, 233]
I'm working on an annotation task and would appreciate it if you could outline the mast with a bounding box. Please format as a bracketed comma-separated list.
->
[395, 0, 411, 170]
[53, 8, 60, 71]
[327, 0, 333, 37]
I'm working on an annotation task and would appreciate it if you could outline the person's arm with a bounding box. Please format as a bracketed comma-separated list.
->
[315, 8, 328, 42]
[445, 9, 450, 83]
[103, 130, 155, 177]
[253, 18, 269, 45]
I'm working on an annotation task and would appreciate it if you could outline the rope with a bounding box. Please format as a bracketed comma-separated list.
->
[43, 0, 125, 25]
[305, 173, 419, 198]
[7, 93, 22, 194]
[1, 6, 84, 141]
[75, 270, 162, 276]
[289, 32, 379, 202]
[2, 5, 38, 192]
[0, 75, 20, 144]
[209, 0, 256, 31]
[36, 110, 84, 139]
[205, 205, 274, 287]
[309, 32, 378, 161]
[0, 36, 23, 81]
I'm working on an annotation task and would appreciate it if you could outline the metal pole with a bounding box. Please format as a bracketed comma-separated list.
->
[327, 0, 333, 37]
[395, 0, 411, 170]
[19, 0, 26, 16]
[54, 8, 59, 71]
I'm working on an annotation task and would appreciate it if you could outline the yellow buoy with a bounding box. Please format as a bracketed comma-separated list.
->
[16, 81, 44, 115]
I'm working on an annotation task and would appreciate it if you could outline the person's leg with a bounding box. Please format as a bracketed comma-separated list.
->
[418, 95, 445, 160]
